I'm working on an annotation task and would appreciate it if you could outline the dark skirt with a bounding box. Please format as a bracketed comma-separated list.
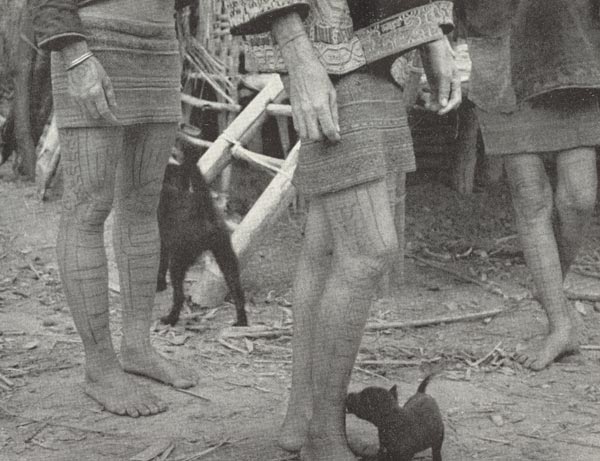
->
[477, 89, 600, 156]
[293, 71, 414, 196]
[51, 15, 181, 128]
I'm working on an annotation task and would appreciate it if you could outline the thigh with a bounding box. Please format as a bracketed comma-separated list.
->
[59, 126, 124, 211]
[115, 123, 177, 207]
[319, 179, 397, 257]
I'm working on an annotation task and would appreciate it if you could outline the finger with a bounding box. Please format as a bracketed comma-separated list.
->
[317, 103, 339, 143]
[437, 73, 451, 109]
[102, 75, 118, 110]
[84, 98, 101, 119]
[292, 106, 308, 140]
[438, 75, 462, 115]
[329, 89, 341, 138]
[95, 94, 120, 124]
[303, 106, 322, 141]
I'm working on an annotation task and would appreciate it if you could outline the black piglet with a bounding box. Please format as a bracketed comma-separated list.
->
[346, 375, 444, 461]
[157, 150, 248, 327]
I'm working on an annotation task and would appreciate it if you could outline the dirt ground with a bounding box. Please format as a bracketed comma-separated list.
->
[1, 162, 600, 461]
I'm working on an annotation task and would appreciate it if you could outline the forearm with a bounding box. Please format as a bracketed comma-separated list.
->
[271, 12, 316, 73]
[29, 0, 86, 51]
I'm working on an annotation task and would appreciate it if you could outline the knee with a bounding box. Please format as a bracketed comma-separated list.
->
[117, 179, 162, 218]
[509, 174, 553, 221]
[555, 183, 596, 217]
[62, 191, 113, 230]
[342, 243, 397, 285]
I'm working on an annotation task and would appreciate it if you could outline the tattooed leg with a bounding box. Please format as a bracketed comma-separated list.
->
[505, 153, 578, 371]
[302, 179, 398, 461]
[57, 127, 166, 417]
[114, 123, 196, 388]
[278, 200, 333, 452]
[554, 148, 597, 276]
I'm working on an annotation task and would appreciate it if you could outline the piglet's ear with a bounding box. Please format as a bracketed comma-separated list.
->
[389, 385, 398, 401]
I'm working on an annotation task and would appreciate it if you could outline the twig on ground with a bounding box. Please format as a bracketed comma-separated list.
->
[27, 262, 43, 280]
[171, 387, 211, 402]
[581, 345, 600, 351]
[180, 439, 230, 461]
[364, 309, 504, 332]
[159, 443, 176, 461]
[357, 358, 441, 367]
[0, 406, 123, 436]
[221, 309, 504, 341]
[565, 290, 600, 302]
[353, 366, 393, 382]
[475, 435, 512, 445]
[217, 338, 248, 355]
[468, 342, 503, 368]
[555, 437, 600, 449]
[0, 382, 12, 392]
[24, 422, 48, 443]
[407, 254, 508, 298]
[29, 439, 58, 450]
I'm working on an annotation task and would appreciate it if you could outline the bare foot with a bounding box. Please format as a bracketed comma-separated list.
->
[301, 433, 356, 461]
[121, 345, 197, 388]
[515, 326, 579, 371]
[278, 405, 311, 452]
[84, 365, 167, 417]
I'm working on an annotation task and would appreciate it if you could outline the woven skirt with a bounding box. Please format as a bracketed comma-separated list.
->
[51, 15, 181, 128]
[477, 89, 600, 156]
[293, 70, 415, 196]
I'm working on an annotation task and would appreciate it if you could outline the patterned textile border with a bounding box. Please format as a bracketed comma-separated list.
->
[243, 1, 453, 75]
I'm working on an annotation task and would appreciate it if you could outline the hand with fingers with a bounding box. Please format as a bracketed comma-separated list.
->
[61, 41, 120, 125]
[420, 36, 462, 115]
[272, 13, 340, 143]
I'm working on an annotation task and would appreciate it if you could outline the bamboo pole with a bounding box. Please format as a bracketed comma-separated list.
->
[35, 114, 60, 200]
[181, 93, 291, 118]
[190, 142, 300, 307]
[197, 74, 285, 183]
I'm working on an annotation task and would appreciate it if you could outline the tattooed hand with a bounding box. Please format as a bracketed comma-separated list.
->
[420, 37, 462, 115]
[62, 41, 119, 124]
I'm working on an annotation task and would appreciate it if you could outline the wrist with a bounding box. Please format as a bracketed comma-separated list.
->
[60, 40, 90, 63]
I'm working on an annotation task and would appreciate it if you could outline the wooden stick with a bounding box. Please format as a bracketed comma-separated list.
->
[355, 358, 440, 367]
[469, 341, 503, 367]
[190, 143, 299, 307]
[217, 338, 248, 355]
[181, 93, 241, 113]
[181, 93, 292, 118]
[363, 309, 504, 332]
[0, 372, 14, 388]
[565, 290, 600, 302]
[181, 440, 229, 461]
[407, 254, 508, 298]
[220, 308, 504, 339]
[581, 345, 600, 351]
[177, 131, 214, 150]
[171, 387, 211, 402]
[198, 74, 285, 183]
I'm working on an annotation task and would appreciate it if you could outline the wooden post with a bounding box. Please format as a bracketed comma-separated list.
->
[190, 142, 300, 307]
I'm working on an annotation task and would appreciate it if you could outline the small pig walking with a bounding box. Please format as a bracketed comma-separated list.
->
[346, 375, 444, 461]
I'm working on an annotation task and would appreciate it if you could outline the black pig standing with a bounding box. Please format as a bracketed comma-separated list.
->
[157, 151, 248, 327]
[346, 375, 444, 461]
